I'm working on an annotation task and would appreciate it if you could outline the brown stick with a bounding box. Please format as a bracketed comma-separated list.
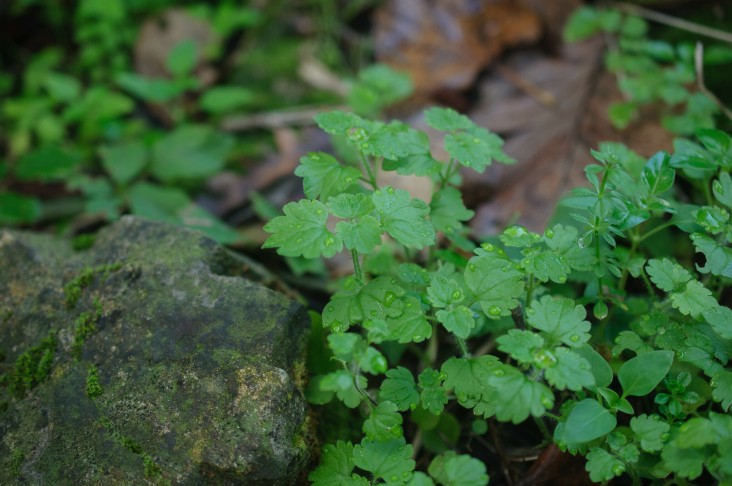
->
[220, 104, 348, 132]
[610, 2, 732, 45]
[695, 42, 732, 122]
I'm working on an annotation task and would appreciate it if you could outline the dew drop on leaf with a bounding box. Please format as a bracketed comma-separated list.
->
[384, 291, 397, 305]
[488, 306, 502, 316]
[541, 397, 553, 407]
[324, 236, 335, 246]
[570, 334, 580, 342]
[370, 310, 378, 317]
[493, 369, 504, 376]
[390, 476, 399, 482]
[468, 263, 476, 271]
[545, 228, 554, 238]
[527, 308, 535, 315]
[451, 290, 462, 300]
[387, 187, 395, 194]
[481, 243, 494, 251]
[375, 190, 381, 196]
[593, 301, 609, 320]
[658, 327, 666, 335]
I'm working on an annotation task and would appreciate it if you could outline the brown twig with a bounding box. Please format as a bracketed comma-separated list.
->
[220, 104, 348, 131]
[695, 42, 732, 122]
[609, 1, 732, 45]
[495, 64, 556, 108]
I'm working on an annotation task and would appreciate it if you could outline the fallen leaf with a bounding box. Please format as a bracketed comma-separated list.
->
[374, 0, 542, 94]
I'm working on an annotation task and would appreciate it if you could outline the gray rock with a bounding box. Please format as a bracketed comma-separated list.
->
[0, 217, 311, 485]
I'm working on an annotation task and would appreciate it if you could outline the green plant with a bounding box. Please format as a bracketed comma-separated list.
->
[563, 5, 732, 133]
[263, 105, 731, 484]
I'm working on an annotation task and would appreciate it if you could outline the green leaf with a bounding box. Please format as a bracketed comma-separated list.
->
[336, 216, 383, 254]
[444, 127, 514, 173]
[499, 225, 541, 247]
[322, 277, 406, 332]
[671, 280, 717, 319]
[419, 369, 448, 415]
[641, 151, 675, 196]
[712, 172, 732, 208]
[465, 252, 524, 318]
[522, 250, 571, 284]
[424, 107, 473, 132]
[690, 233, 732, 279]
[430, 187, 474, 235]
[358, 346, 388, 375]
[263, 199, 342, 258]
[380, 367, 420, 412]
[563, 7, 602, 42]
[15, 146, 81, 181]
[526, 296, 591, 347]
[348, 64, 413, 117]
[295, 152, 362, 200]
[166, 40, 198, 77]
[496, 330, 544, 364]
[309, 441, 369, 486]
[693, 205, 729, 234]
[353, 438, 414, 484]
[544, 347, 595, 391]
[618, 350, 674, 397]
[486, 365, 554, 423]
[427, 452, 489, 486]
[427, 275, 464, 308]
[327, 193, 374, 219]
[315, 111, 372, 136]
[585, 447, 625, 482]
[575, 344, 613, 388]
[327, 333, 362, 361]
[608, 102, 637, 129]
[441, 356, 500, 409]
[385, 296, 432, 343]
[151, 125, 233, 182]
[373, 187, 435, 249]
[100, 141, 148, 185]
[127, 182, 188, 224]
[436, 306, 475, 339]
[116, 73, 185, 102]
[0, 192, 42, 225]
[560, 399, 617, 444]
[320, 370, 366, 408]
[612, 330, 653, 357]
[200, 86, 256, 114]
[43, 72, 81, 102]
[383, 154, 442, 177]
[704, 306, 732, 340]
[406, 472, 434, 486]
[712, 370, 732, 411]
[630, 414, 670, 452]
[363, 401, 403, 441]
[646, 258, 692, 292]
[660, 441, 706, 479]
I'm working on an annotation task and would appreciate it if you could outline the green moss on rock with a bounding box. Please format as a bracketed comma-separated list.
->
[0, 217, 311, 484]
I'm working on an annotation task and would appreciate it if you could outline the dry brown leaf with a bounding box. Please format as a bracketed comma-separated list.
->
[374, 0, 542, 94]
[135, 9, 218, 86]
[466, 38, 674, 235]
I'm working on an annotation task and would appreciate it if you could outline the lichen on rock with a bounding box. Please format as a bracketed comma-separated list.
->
[0, 216, 311, 485]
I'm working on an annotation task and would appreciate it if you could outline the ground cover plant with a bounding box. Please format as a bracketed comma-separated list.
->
[263, 8, 732, 481]
[2, 0, 732, 484]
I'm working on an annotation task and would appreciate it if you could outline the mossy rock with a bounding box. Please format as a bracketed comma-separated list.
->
[0, 217, 311, 485]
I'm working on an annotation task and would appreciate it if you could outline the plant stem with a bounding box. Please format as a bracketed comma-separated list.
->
[440, 158, 456, 189]
[455, 336, 470, 358]
[533, 416, 552, 443]
[636, 220, 675, 244]
[352, 249, 364, 283]
[359, 153, 378, 188]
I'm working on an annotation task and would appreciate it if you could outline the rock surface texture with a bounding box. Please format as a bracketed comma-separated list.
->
[0, 217, 311, 485]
